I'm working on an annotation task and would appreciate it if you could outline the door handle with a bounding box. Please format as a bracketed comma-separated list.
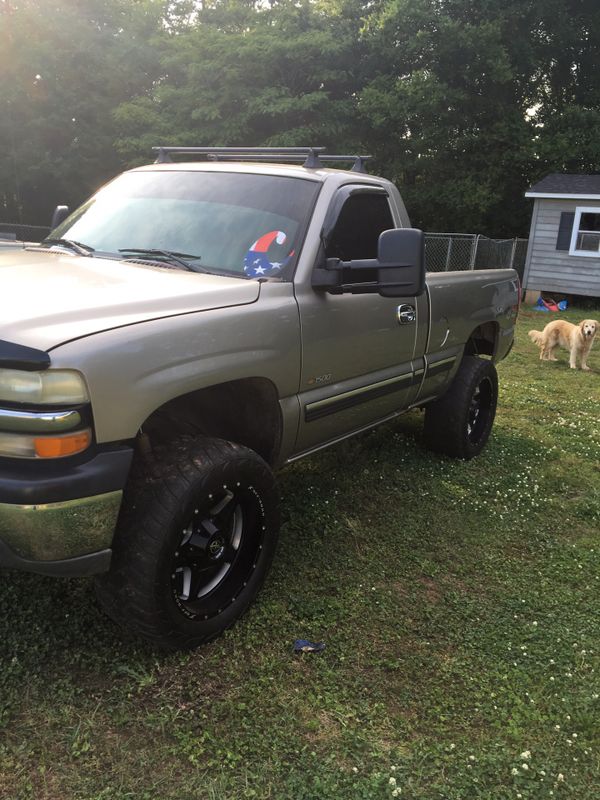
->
[397, 304, 416, 325]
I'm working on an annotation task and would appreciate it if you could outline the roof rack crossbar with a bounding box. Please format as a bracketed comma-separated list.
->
[152, 147, 372, 172]
[204, 154, 310, 163]
[153, 146, 326, 167]
[198, 154, 373, 173]
[320, 155, 372, 173]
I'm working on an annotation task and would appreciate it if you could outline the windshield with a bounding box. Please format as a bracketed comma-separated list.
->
[51, 170, 320, 277]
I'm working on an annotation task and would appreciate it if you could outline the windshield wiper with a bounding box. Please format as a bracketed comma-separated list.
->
[40, 238, 95, 256]
[118, 248, 208, 273]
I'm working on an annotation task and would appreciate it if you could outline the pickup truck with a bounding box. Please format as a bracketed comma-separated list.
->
[0, 147, 519, 649]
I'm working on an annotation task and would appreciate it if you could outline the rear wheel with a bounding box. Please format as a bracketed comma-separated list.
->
[95, 436, 279, 650]
[423, 356, 498, 459]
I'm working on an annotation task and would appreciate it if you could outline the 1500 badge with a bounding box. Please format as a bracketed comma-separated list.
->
[307, 373, 333, 386]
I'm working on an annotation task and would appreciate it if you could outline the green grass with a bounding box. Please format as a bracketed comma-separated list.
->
[1, 309, 599, 800]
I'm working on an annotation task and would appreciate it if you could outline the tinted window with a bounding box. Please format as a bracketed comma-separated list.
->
[325, 193, 394, 261]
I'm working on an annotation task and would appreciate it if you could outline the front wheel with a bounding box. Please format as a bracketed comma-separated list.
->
[423, 356, 498, 459]
[95, 436, 280, 650]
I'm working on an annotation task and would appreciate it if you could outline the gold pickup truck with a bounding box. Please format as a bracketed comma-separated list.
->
[0, 147, 519, 648]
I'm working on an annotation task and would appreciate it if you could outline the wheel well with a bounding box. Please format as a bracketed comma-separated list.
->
[139, 378, 282, 466]
[464, 322, 499, 359]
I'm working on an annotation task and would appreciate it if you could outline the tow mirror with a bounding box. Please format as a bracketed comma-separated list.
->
[50, 205, 70, 231]
[312, 227, 426, 298]
[376, 228, 425, 298]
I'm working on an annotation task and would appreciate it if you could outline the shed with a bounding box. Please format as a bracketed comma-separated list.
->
[523, 174, 600, 299]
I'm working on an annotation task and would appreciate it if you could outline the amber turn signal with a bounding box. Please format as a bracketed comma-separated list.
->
[34, 429, 92, 458]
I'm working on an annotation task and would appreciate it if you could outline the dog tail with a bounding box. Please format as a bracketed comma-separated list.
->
[528, 329, 544, 347]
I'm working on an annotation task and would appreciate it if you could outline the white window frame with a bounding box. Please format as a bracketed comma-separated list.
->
[569, 206, 600, 257]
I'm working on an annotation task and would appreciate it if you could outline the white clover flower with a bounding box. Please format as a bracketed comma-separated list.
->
[557, 773, 565, 782]
[555, 725, 561, 731]
[469, 755, 476, 761]
[511, 768, 519, 775]
[389, 777, 397, 786]
[572, 733, 577, 738]
[392, 790, 401, 798]
[522, 763, 529, 770]
[520, 751, 531, 760]
[352, 767, 358, 773]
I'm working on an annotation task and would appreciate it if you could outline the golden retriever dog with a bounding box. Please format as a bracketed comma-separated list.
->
[528, 319, 598, 371]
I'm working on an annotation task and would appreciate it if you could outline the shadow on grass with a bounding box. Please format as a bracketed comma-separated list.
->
[0, 570, 152, 661]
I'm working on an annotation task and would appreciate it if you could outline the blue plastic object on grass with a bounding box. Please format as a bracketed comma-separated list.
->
[293, 639, 326, 654]
[558, 299, 568, 311]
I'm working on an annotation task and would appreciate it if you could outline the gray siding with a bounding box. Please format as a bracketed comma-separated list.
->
[523, 198, 600, 297]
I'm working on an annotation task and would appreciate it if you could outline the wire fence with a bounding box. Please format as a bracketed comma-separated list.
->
[425, 233, 528, 281]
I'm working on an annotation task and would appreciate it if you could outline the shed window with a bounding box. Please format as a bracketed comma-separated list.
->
[569, 207, 600, 257]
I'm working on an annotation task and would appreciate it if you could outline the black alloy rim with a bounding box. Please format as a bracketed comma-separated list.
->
[170, 485, 263, 620]
[467, 376, 493, 444]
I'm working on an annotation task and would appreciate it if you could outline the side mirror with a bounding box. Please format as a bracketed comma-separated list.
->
[50, 205, 70, 231]
[377, 228, 425, 297]
[311, 227, 426, 298]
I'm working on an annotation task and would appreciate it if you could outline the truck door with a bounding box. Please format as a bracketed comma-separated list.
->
[293, 186, 420, 455]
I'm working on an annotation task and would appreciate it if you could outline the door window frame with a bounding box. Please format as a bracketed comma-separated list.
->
[320, 184, 395, 268]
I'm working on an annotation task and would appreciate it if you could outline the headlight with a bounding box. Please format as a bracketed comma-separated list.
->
[0, 369, 89, 405]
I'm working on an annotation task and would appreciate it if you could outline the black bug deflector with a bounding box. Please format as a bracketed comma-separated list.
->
[0, 339, 50, 371]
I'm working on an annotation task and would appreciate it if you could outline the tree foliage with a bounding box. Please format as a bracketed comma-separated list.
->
[0, 0, 164, 223]
[1, 0, 599, 236]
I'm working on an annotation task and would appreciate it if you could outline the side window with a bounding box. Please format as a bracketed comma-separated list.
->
[569, 208, 600, 255]
[325, 193, 395, 261]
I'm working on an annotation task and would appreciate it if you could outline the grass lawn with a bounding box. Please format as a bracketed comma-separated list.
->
[1, 309, 598, 800]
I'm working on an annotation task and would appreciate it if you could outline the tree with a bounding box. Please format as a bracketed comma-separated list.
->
[358, 0, 600, 235]
[2, 0, 600, 238]
[0, 0, 164, 225]
[114, 0, 370, 162]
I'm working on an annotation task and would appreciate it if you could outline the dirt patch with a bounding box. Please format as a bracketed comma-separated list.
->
[418, 576, 443, 604]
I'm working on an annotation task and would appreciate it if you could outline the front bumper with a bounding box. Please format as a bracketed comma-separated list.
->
[0, 446, 132, 576]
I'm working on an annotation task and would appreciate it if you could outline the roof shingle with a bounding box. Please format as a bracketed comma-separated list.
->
[527, 173, 600, 196]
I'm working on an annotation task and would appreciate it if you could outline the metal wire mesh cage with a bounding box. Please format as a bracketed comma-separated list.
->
[425, 233, 528, 281]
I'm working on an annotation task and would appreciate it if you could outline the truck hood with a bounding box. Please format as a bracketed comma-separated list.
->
[0, 249, 260, 352]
